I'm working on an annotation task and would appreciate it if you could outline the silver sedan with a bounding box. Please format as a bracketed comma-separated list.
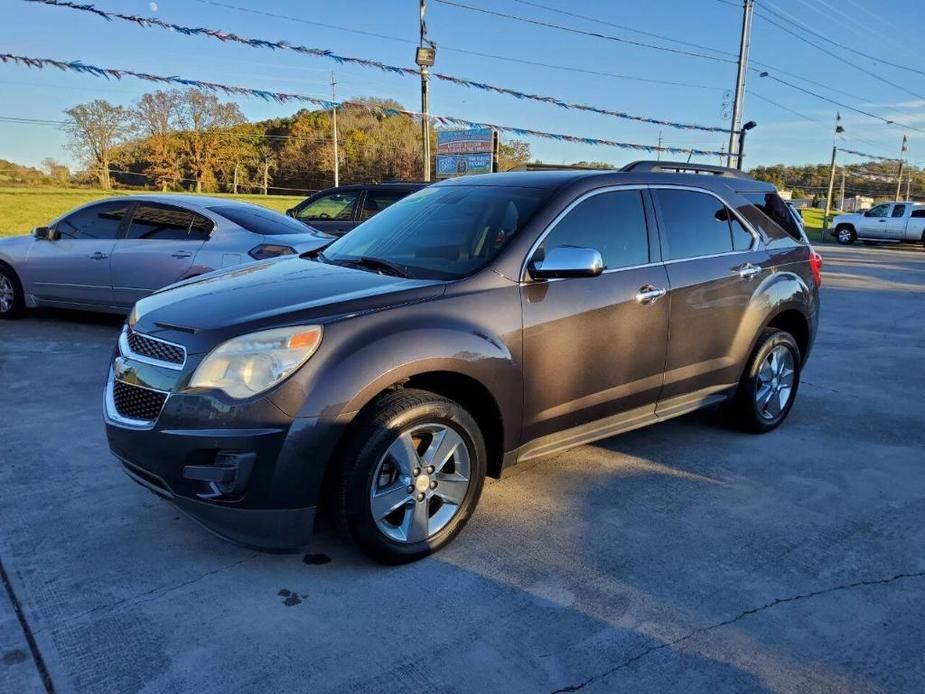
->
[0, 195, 330, 318]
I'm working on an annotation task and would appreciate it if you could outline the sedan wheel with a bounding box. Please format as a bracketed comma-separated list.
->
[0, 267, 24, 319]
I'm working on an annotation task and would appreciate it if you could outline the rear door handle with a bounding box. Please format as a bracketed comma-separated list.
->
[738, 263, 761, 279]
[635, 285, 667, 304]
[88, 251, 108, 260]
[171, 250, 193, 259]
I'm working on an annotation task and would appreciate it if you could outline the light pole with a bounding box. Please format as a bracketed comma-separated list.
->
[895, 135, 908, 200]
[727, 0, 755, 167]
[416, 0, 436, 182]
[331, 72, 339, 187]
[736, 120, 757, 170]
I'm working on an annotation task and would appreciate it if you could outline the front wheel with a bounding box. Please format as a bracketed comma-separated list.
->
[835, 226, 856, 245]
[0, 265, 24, 319]
[728, 329, 801, 433]
[336, 389, 486, 564]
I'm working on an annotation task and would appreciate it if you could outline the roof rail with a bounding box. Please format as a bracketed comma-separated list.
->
[620, 160, 755, 180]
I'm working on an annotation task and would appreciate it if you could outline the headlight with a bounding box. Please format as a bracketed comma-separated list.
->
[188, 325, 322, 399]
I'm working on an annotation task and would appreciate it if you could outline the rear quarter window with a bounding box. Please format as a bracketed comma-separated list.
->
[740, 191, 803, 241]
[210, 205, 312, 235]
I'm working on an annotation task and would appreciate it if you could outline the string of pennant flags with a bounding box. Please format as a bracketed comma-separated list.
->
[837, 147, 900, 162]
[22, 0, 734, 135]
[0, 52, 729, 157]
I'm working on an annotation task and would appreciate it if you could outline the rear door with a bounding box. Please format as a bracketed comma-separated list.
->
[110, 203, 212, 306]
[291, 189, 361, 236]
[520, 188, 670, 443]
[24, 200, 130, 306]
[357, 189, 410, 225]
[651, 187, 764, 413]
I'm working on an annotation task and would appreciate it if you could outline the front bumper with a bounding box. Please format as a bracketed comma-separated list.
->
[104, 329, 340, 551]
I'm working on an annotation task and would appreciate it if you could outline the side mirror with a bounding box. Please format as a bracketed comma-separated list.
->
[285, 208, 296, 218]
[33, 226, 58, 240]
[863, 210, 872, 217]
[529, 246, 604, 279]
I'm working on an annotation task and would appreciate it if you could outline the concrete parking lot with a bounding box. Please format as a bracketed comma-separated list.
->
[1, 243, 924, 693]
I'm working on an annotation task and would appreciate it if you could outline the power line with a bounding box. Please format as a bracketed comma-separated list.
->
[23, 0, 731, 133]
[510, 0, 738, 58]
[431, 0, 739, 64]
[753, 6, 925, 101]
[756, 0, 925, 78]
[189, 0, 726, 92]
[746, 89, 823, 124]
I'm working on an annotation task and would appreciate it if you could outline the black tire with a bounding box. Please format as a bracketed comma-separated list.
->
[835, 225, 856, 245]
[0, 264, 25, 319]
[728, 329, 802, 434]
[335, 388, 486, 564]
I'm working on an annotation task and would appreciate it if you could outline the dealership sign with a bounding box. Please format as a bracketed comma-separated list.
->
[436, 128, 498, 178]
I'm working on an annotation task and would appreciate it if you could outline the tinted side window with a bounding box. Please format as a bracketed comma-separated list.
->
[891, 204, 907, 218]
[538, 190, 649, 270]
[295, 191, 360, 221]
[56, 203, 129, 240]
[127, 205, 194, 240]
[730, 216, 754, 250]
[911, 209, 925, 218]
[359, 191, 407, 222]
[188, 213, 214, 241]
[655, 190, 734, 260]
[741, 192, 801, 240]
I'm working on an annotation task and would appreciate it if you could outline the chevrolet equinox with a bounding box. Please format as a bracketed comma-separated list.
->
[105, 162, 821, 563]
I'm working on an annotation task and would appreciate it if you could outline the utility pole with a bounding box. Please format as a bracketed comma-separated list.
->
[416, 0, 437, 182]
[331, 72, 339, 187]
[233, 164, 239, 195]
[657, 131, 663, 161]
[839, 167, 845, 211]
[906, 175, 912, 200]
[262, 160, 269, 196]
[895, 135, 908, 199]
[719, 143, 725, 166]
[823, 113, 844, 236]
[727, 0, 754, 168]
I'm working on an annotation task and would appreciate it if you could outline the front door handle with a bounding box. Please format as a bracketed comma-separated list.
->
[88, 251, 109, 260]
[635, 285, 667, 304]
[171, 250, 193, 259]
[738, 263, 761, 279]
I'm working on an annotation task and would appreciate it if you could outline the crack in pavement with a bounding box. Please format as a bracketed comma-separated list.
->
[31, 553, 260, 637]
[551, 570, 925, 693]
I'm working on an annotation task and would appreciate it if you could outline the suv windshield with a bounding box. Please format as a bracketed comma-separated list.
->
[211, 205, 314, 236]
[320, 185, 547, 280]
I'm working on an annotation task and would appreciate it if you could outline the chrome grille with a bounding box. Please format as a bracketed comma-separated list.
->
[112, 381, 168, 422]
[124, 329, 185, 367]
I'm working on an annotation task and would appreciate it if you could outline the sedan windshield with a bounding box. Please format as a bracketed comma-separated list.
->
[320, 185, 547, 280]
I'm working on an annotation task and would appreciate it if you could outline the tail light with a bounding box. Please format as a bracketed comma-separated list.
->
[249, 244, 296, 260]
[809, 248, 822, 287]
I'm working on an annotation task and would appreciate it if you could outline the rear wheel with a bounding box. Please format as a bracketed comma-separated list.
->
[336, 389, 486, 564]
[835, 226, 856, 245]
[0, 265, 24, 319]
[728, 329, 801, 433]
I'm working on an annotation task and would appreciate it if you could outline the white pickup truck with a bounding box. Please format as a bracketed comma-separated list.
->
[832, 201, 925, 247]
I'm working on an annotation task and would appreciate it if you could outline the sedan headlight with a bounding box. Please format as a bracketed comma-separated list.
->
[189, 325, 322, 399]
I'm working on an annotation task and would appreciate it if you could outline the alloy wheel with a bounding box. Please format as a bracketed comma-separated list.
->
[755, 345, 795, 420]
[0, 275, 14, 313]
[837, 229, 852, 243]
[369, 422, 472, 543]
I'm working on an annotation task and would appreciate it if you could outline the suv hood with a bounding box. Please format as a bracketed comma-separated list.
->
[133, 256, 444, 348]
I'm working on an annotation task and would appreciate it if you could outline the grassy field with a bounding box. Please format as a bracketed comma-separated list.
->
[0, 187, 306, 237]
[799, 207, 830, 243]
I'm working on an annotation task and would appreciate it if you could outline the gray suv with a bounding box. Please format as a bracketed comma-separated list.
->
[104, 162, 821, 563]
[0, 195, 328, 317]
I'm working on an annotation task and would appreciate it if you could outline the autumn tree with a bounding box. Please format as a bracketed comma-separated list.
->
[131, 90, 183, 191]
[64, 100, 129, 189]
[497, 140, 532, 172]
[41, 157, 70, 184]
[177, 90, 246, 192]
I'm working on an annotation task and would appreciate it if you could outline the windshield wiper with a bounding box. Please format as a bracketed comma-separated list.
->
[341, 256, 411, 278]
[300, 247, 331, 263]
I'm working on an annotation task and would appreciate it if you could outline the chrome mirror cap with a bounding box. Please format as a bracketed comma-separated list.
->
[529, 246, 604, 279]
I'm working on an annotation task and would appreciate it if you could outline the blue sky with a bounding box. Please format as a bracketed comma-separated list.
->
[2, 0, 924, 171]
